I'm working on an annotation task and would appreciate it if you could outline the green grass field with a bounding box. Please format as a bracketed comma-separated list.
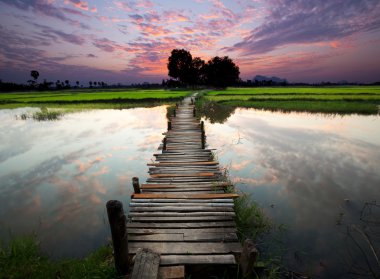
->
[0, 89, 190, 107]
[204, 86, 380, 114]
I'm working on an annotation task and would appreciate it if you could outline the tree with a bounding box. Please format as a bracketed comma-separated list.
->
[89, 81, 93, 88]
[191, 57, 206, 85]
[167, 49, 193, 85]
[76, 81, 80, 87]
[31, 70, 39, 81]
[204, 56, 240, 88]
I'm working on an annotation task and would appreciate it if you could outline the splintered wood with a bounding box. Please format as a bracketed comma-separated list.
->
[127, 96, 241, 268]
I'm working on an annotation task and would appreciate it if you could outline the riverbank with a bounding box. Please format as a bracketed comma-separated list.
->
[204, 86, 380, 114]
[0, 89, 191, 108]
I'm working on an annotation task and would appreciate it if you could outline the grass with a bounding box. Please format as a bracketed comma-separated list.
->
[0, 235, 118, 279]
[204, 86, 380, 114]
[0, 89, 190, 106]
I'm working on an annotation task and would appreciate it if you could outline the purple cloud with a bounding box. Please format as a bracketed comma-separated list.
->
[227, 0, 380, 54]
[0, 0, 90, 28]
[32, 23, 86, 45]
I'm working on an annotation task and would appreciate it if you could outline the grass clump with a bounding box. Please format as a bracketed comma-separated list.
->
[234, 193, 272, 241]
[0, 235, 117, 279]
[16, 107, 63, 121]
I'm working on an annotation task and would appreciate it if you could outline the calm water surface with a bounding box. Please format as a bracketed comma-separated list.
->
[0, 107, 379, 278]
[205, 109, 380, 278]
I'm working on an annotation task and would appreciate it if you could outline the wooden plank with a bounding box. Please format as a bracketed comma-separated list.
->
[127, 228, 237, 235]
[129, 216, 234, 222]
[150, 173, 216, 178]
[158, 266, 185, 279]
[128, 212, 235, 217]
[131, 198, 234, 203]
[130, 202, 234, 207]
[132, 193, 239, 199]
[159, 255, 236, 265]
[184, 232, 238, 242]
[131, 248, 160, 279]
[127, 221, 236, 228]
[129, 242, 242, 254]
[130, 206, 234, 212]
[129, 234, 184, 241]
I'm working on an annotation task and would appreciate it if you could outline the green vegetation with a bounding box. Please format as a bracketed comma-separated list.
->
[0, 235, 117, 279]
[18, 107, 64, 121]
[0, 89, 190, 108]
[204, 86, 380, 114]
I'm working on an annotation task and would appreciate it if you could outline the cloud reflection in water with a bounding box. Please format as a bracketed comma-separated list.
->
[206, 109, 380, 277]
[0, 106, 167, 258]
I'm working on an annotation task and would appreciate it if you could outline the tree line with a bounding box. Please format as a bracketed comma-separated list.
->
[164, 49, 240, 88]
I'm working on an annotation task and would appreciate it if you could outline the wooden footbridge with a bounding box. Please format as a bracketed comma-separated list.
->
[106, 95, 257, 278]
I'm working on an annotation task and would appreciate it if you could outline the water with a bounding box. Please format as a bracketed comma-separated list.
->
[0, 107, 168, 258]
[205, 109, 380, 278]
[0, 106, 379, 277]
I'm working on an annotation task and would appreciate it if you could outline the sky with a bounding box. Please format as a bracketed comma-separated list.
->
[1, 0, 380, 85]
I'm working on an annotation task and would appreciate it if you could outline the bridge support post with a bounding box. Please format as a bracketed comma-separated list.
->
[163, 137, 167, 151]
[132, 177, 141, 194]
[168, 121, 172, 130]
[193, 107, 196, 117]
[106, 200, 129, 275]
[240, 239, 258, 277]
[173, 109, 176, 117]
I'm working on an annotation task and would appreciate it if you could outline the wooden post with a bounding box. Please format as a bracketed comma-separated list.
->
[168, 121, 172, 130]
[193, 107, 196, 117]
[240, 239, 258, 277]
[191, 98, 194, 105]
[163, 137, 167, 151]
[201, 121, 204, 133]
[173, 109, 176, 117]
[201, 131, 205, 149]
[132, 177, 141, 194]
[106, 200, 129, 275]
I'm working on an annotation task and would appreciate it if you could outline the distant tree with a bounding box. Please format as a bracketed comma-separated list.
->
[93, 81, 97, 86]
[89, 81, 93, 88]
[76, 81, 80, 87]
[167, 49, 193, 85]
[191, 57, 206, 85]
[31, 70, 39, 81]
[204, 56, 240, 88]
[55, 80, 62, 89]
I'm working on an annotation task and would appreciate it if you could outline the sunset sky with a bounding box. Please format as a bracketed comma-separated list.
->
[1, 0, 380, 84]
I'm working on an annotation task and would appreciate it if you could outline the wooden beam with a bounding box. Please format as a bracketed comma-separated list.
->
[132, 193, 239, 199]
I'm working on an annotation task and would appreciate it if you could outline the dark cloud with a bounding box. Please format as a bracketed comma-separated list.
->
[92, 38, 117, 52]
[31, 23, 86, 45]
[227, 0, 380, 54]
[0, 0, 90, 28]
[87, 53, 97, 58]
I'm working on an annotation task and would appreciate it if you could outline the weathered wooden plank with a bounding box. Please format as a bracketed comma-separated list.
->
[127, 221, 236, 228]
[158, 266, 185, 279]
[184, 232, 238, 242]
[128, 211, 235, 217]
[127, 228, 237, 235]
[131, 198, 234, 203]
[130, 202, 234, 207]
[132, 193, 239, 199]
[129, 234, 184, 241]
[159, 255, 236, 265]
[130, 206, 234, 212]
[129, 216, 234, 222]
[131, 248, 160, 279]
[129, 242, 242, 254]
[150, 173, 216, 178]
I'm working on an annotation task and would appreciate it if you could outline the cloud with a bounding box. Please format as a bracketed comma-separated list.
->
[32, 23, 86, 45]
[87, 53, 97, 58]
[227, 0, 380, 54]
